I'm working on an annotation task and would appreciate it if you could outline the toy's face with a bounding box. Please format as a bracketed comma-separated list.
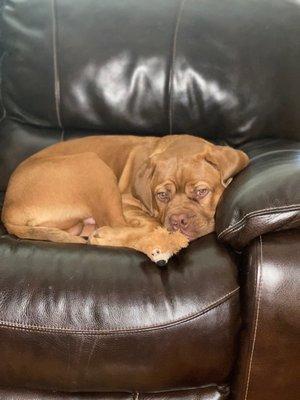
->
[138, 228, 189, 265]
[134, 136, 249, 241]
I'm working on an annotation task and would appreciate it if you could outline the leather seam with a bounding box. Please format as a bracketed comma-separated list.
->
[0, 287, 239, 335]
[51, 0, 64, 140]
[0, 0, 6, 124]
[239, 240, 259, 396]
[250, 148, 300, 161]
[0, 385, 228, 396]
[218, 204, 300, 239]
[168, 0, 187, 134]
[243, 236, 263, 400]
[0, 51, 7, 123]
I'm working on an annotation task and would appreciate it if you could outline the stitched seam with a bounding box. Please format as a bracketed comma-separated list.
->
[51, 0, 64, 140]
[240, 240, 259, 396]
[0, 386, 227, 396]
[250, 149, 300, 162]
[0, 105, 6, 123]
[244, 236, 263, 400]
[218, 204, 300, 239]
[0, 288, 238, 334]
[219, 204, 300, 238]
[168, 0, 187, 134]
[0, 50, 7, 123]
[0, 0, 6, 124]
[0, 287, 239, 335]
[159, 384, 227, 394]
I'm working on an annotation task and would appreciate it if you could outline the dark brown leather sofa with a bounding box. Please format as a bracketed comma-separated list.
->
[0, 1, 299, 399]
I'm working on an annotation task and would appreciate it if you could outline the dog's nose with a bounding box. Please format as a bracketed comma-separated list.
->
[169, 213, 189, 230]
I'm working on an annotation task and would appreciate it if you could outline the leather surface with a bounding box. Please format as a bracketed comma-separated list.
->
[0, 234, 239, 392]
[232, 230, 300, 400]
[0, 191, 6, 235]
[0, 119, 62, 189]
[0, 0, 299, 396]
[0, 0, 3, 121]
[0, 385, 230, 400]
[1, 0, 300, 187]
[239, 138, 300, 159]
[0, 120, 218, 191]
[2, 0, 299, 140]
[216, 140, 300, 248]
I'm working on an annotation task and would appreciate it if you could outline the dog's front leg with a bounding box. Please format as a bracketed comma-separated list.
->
[88, 225, 152, 250]
[88, 225, 188, 265]
[88, 194, 189, 264]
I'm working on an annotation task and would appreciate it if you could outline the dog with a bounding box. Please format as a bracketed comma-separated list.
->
[1, 135, 249, 263]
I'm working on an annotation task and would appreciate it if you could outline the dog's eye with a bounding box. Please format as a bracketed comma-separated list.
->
[195, 188, 209, 198]
[156, 191, 169, 202]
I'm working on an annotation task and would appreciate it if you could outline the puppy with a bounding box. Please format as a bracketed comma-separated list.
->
[2, 135, 249, 262]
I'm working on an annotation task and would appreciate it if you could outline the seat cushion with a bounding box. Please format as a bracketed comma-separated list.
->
[0, 233, 240, 393]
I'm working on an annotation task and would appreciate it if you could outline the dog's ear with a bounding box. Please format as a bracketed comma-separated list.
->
[205, 145, 249, 187]
[132, 160, 155, 215]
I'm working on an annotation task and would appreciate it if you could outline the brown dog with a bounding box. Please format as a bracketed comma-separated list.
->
[2, 135, 249, 263]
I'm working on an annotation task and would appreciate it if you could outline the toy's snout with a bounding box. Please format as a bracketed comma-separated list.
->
[150, 248, 172, 266]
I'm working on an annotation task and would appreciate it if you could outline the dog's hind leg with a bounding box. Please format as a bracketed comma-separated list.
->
[2, 151, 127, 243]
[4, 221, 87, 244]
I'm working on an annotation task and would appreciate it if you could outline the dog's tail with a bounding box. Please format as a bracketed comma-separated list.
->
[3, 222, 86, 244]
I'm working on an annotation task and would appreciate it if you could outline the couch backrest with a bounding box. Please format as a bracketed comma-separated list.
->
[0, 0, 300, 189]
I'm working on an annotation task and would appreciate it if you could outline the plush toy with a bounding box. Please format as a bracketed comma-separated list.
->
[89, 226, 188, 266]
[131, 227, 188, 265]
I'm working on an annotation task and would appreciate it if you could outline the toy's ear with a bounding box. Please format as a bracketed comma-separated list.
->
[132, 160, 155, 215]
[205, 145, 249, 187]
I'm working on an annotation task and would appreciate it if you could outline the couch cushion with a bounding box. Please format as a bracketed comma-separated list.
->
[1, 0, 300, 189]
[216, 139, 300, 249]
[2, 0, 300, 141]
[0, 234, 239, 392]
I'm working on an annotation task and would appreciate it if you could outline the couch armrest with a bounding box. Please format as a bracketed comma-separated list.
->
[216, 149, 300, 249]
[232, 230, 300, 400]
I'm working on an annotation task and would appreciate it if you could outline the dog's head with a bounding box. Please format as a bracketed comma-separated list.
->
[133, 135, 249, 241]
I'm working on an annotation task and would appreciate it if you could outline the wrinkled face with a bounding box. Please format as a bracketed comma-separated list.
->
[133, 136, 249, 241]
[152, 155, 224, 240]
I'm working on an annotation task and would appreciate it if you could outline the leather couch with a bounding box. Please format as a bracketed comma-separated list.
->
[0, 1, 299, 399]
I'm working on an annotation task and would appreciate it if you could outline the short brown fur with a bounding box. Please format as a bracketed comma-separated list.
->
[2, 135, 249, 262]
